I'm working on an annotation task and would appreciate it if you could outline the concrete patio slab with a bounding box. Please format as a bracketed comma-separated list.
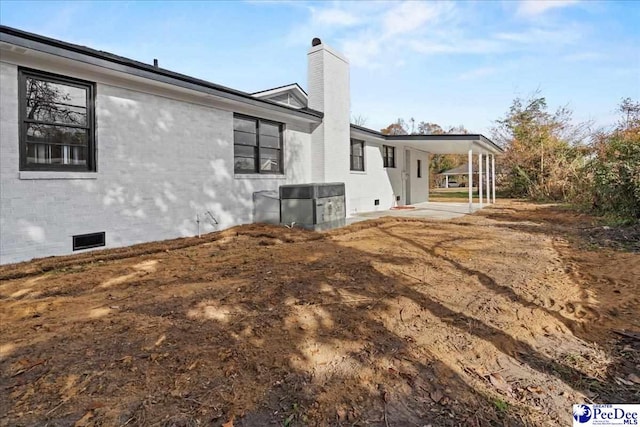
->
[347, 202, 483, 224]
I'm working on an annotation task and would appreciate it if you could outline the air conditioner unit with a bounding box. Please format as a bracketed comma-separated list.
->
[280, 182, 346, 231]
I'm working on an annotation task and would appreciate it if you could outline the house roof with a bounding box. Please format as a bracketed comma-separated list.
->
[0, 25, 322, 122]
[252, 83, 308, 97]
[251, 83, 308, 109]
[350, 124, 504, 155]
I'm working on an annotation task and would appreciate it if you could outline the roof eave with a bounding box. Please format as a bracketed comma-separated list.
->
[350, 124, 503, 154]
[252, 83, 308, 98]
[0, 25, 322, 123]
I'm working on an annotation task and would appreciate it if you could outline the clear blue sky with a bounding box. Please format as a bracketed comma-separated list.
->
[1, 0, 638, 135]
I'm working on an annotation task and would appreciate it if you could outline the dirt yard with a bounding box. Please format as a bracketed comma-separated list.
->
[1, 201, 638, 426]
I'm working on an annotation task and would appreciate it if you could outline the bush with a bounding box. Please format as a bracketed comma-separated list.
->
[585, 131, 640, 222]
[493, 94, 588, 201]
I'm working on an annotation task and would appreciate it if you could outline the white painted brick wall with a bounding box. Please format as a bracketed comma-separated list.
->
[346, 141, 397, 214]
[0, 60, 312, 264]
[307, 43, 351, 207]
[1, 38, 433, 264]
[345, 140, 430, 214]
[307, 47, 325, 182]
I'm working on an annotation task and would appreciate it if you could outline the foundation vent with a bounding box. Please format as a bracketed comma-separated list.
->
[73, 232, 105, 251]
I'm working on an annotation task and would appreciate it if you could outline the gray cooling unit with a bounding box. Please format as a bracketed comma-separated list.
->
[280, 182, 346, 231]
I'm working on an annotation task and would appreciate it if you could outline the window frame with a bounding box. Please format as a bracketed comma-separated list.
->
[18, 68, 96, 172]
[233, 113, 284, 175]
[417, 159, 422, 178]
[383, 145, 396, 168]
[350, 139, 365, 172]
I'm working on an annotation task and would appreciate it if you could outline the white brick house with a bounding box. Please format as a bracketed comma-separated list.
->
[0, 27, 502, 264]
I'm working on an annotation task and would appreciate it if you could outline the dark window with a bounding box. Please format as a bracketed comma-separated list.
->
[350, 139, 364, 171]
[383, 145, 395, 168]
[19, 69, 95, 171]
[233, 114, 283, 174]
[417, 159, 422, 178]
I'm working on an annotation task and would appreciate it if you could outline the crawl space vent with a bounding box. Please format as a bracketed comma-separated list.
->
[73, 232, 105, 251]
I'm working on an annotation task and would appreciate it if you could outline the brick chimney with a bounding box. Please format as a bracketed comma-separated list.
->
[307, 38, 351, 184]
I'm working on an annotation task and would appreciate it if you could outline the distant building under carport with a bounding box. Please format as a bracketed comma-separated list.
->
[438, 164, 479, 188]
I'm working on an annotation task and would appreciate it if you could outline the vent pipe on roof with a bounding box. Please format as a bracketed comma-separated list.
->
[311, 38, 321, 47]
[153, 58, 159, 68]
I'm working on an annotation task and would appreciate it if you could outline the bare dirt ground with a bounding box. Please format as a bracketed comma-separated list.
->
[1, 201, 638, 426]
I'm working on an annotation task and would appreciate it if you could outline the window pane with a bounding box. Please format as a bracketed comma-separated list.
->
[234, 116, 257, 133]
[351, 156, 364, 171]
[234, 130, 257, 146]
[259, 122, 280, 137]
[234, 157, 256, 172]
[260, 148, 281, 172]
[260, 134, 280, 148]
[26, 143, 49, 164]
[25, 78, 87, 126]
[26, 143, 86, 165]
[386, 146, 395, 167]
[26, 124, 88, 146]
[234, 144, 256, 157]
[69, 145, 87, 165]
[26, 99, 87, 126]
[351, 141, 363, 156]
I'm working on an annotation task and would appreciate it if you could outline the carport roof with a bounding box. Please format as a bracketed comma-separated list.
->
[350, 124, 503, 155]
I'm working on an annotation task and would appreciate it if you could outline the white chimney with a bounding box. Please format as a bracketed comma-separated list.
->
[307, 38, 351, 184]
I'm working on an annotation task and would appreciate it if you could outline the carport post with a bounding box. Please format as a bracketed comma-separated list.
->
[486, 153, 490, 204]
[492, 154, 496, 203]
[478, 153, 483, 208]
[468, 149, 473, 212]
[445, 175, 449, 188]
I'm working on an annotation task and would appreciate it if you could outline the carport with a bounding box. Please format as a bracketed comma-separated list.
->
[384, 134, 503, 212]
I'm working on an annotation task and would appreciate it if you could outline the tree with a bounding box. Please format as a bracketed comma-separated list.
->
[381, 118, 469, 187]
[416, 122, 444, 135]
[492, 93, 588, 200]
[351, 114, 368, 127]
[582, 98, 640, 222]
[380, 118, 409, 135]
[618, 97, 640, 131]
